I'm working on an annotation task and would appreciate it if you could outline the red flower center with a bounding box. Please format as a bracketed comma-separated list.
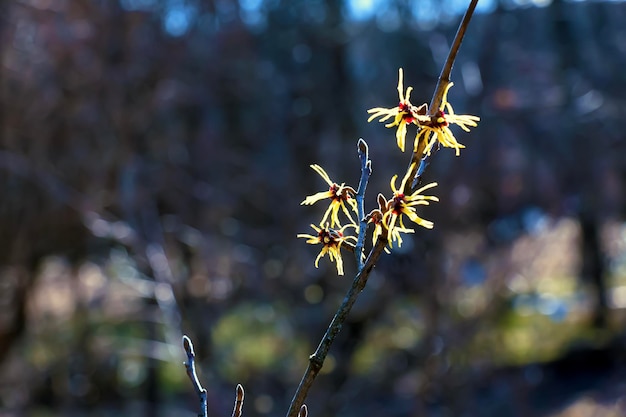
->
[391, 193, 406, 214]
[398, 102, 415, 124]
[318, 228, 342, 245]
[329, 183, 352, 202]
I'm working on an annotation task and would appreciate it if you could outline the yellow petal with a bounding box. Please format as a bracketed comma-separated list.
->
[319, 203, 335, 228]
[411, 182, 438, 197]
[405, 86, 413, 103]
[399, 162, 416, 192]
[389, 174, 399, 194]
[310, 164, 333, 186]
[367, 108, 396, 123]
[314, 246, 329, 268]
[440, 82, 454, 110]
[397, 68, 405, 101]
[396, 122, 407, 152]
[302, 191, 334, 205]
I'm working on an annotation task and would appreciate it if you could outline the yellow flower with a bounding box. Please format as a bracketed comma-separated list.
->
[367, 68, 427, 152]
[297, 224, 357, 276]
[415, 82, 480, 156]
[301, 164, 357, 228]
[366, 194, 415, 253]
[382, 166, 438, 243]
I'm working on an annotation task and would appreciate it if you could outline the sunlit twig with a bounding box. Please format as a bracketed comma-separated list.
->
[183, 335, 208, 417]
[231, 384, 245, 417]
[407, 0, 480, 193]
[355, 138, 372, 270]
[286, 237, 387, 417]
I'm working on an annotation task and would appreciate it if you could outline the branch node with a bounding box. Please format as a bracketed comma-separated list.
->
[308, 353, 324, 372]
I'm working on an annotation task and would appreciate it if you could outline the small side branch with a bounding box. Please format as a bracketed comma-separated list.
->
[183, 335, 208, 417]
[231, 384, 245, 417]
[355, 138, 372, 270]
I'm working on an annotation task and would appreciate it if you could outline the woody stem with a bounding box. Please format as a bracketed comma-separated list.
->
[285, 239, 387, 417]
[355, 138, 372, 270]
[406, 0, 479, 193]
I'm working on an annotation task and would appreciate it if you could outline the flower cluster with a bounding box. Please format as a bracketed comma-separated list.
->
[366, 165, 438, 252]
[298, 162, 437, 273]
[417, 82, 480, 156]
[300, 164, 357, 228]
[298, 164, 359, 275]
[367, 69, 479, 156]
[366, 68, 427, 153]
[370, 166, 438, 248]
[299, 68, 479, 275]
[297, 224, 356, 276]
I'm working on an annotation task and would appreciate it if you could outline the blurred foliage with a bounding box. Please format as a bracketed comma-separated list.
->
[211, 302, 310, 381]
[1, 0, 626, 416]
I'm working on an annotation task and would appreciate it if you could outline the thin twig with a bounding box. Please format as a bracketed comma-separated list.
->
[183, 335, 208, 417]
[286, 238, 387, 417]
[355, 138, 372, 270]
[231, 384, 245, 417]
[407, 0, 480, 193]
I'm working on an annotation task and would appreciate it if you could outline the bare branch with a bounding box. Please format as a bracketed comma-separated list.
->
[355, 138, 372, 270]
[183, 335, 208, 417]
[231, 384, 245, 417]
[286, 238, 387, 417]
[407, 0, 480, 193]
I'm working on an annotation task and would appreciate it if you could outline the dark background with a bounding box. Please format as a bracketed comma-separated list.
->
[2, 0, 626, 416]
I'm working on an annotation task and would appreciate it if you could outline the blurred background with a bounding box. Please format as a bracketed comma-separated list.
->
[2, 0, 626, 416]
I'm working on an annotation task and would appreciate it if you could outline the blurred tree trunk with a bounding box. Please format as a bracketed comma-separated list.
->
[325, 0, 354, 141]
[580, 208, 608, 328]
[551, 0, 608, 329]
